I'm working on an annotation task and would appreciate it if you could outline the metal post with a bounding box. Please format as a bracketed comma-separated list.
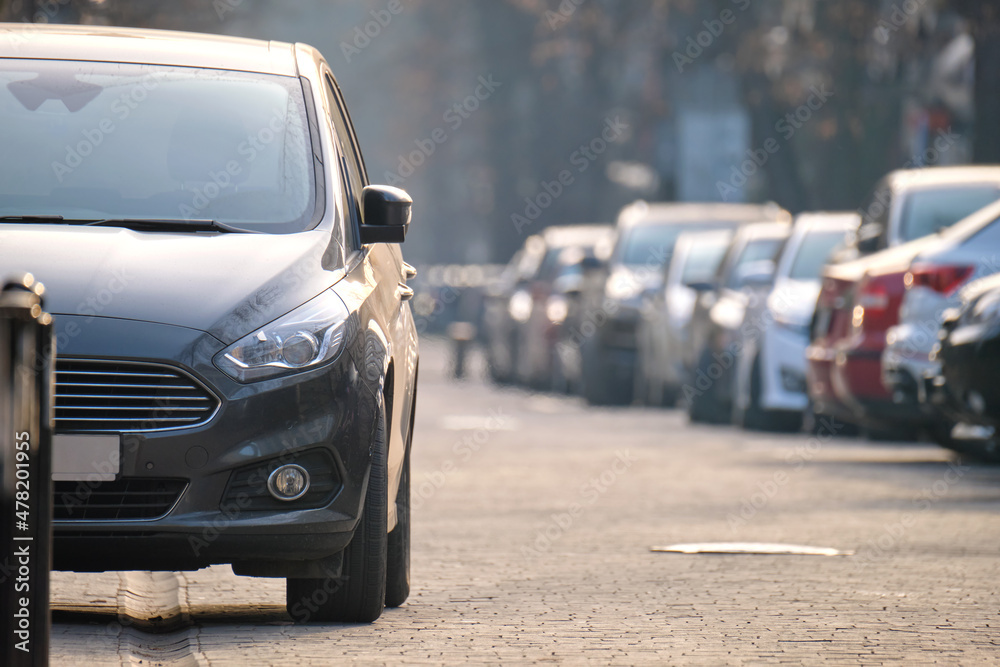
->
[446, 322, 476, 380]
[1, 274, 54, 665]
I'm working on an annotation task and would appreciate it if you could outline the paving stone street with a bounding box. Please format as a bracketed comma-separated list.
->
[51, 339, 1000, 664]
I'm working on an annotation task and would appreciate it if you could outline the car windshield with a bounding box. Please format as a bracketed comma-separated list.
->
[0, 59, 316, 233]
[725, 237, 784, 289]
[899, 185, 1000, 242]
[616, 224, 683, 266]
[788, 230, 849, 280]
[680, 239, 730, 284]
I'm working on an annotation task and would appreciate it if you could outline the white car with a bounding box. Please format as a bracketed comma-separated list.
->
[732, 212, 856, 430]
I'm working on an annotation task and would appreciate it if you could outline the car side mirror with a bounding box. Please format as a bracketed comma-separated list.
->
[360, 185, 412, 244]
[856, 223, 883, 255]
[940, 307, 962, 334]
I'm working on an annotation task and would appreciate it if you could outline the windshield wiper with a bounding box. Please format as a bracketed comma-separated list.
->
[0, 215, 248, 234]
[0, 215, 65, 222]
[82, 218, 249, 234]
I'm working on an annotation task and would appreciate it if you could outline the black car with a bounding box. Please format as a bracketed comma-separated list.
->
[684, 222, 791, 423]
[932, 273, 1000, 457]
[0, 24, 419, 623]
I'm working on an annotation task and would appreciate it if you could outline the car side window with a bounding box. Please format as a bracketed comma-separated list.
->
[325, 73, 369, 249]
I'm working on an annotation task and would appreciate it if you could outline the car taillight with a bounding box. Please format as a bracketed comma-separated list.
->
[904, 263, 974, 295]
[852, 272, 904, 334]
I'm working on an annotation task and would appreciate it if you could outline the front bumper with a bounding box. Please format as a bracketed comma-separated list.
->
[760, 324, 810, 412]
[51, 315, 376, 572]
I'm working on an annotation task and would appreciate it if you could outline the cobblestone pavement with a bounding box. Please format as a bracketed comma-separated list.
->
[50, 339, 1000, 665]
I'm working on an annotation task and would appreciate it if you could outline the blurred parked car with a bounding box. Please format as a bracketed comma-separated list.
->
[483, 239, 542, 384]
[881, 201, 1000, 441]
[834, 166, 1000, 262]
[582, 201, 790, 406]
[685, 222, 792, 423]
[635, 229, 733, 406]
[483, 225, 611, 387]
[731, 213, 856, 431]
[515, 224, 614, 389]
[932, 272, 1000, 459]
[808, 166, 1000, 436]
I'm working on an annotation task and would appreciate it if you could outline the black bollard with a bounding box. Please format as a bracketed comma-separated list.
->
[446, 322, 477, 380]
[0, 274, 54, 665]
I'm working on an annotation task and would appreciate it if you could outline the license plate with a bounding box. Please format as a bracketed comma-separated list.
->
[52, 435, 120, 482]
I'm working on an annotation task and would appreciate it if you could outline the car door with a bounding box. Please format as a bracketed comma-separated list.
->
[322, 68, 416, 521]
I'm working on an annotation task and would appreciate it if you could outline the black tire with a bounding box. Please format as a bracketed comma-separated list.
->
[384, 441, 411, 608]
[687, 347, 727, 423]
[581, 338, 611, 405]
[287, 405, 388, 623]
[633, 349, 650, 406]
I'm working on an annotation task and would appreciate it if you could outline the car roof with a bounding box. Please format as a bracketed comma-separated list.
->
[0, 23, 299, 76]
[737, 221, 792, 240]
[793, 211, 860, 231]
[616, 201, 790, 228]
[887, 166, 1000, 191]
[541, 224, 613, 247]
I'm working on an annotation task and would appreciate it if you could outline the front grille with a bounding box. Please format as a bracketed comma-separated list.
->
[53, 478, 187, 520]
[55, 359, 219, 432]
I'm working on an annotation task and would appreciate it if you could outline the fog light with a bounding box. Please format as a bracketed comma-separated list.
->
[267, 464, 310, 501]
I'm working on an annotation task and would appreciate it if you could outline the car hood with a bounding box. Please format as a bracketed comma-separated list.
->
[768, 278, 821, 325]
[0, 224, 344, 344]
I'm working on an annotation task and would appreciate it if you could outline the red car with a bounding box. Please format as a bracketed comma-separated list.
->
[807, 166, 1000, 434]
[808, 246, 916, 433]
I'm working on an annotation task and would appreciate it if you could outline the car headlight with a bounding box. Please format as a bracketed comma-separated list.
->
[605, 272, 643, 301]
[546, 295, 569, 324]
[508, 290, 533, 324]
[214, 289, 350, 382]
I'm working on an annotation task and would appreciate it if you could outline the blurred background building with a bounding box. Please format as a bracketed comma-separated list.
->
[4, 0, 997, 266]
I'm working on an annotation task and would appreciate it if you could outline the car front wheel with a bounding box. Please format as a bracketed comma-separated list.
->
[384, 438, 411, 608]
[286, 404, 388, 623]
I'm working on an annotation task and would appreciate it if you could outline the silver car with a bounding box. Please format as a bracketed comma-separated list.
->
[635, 229, 732, 406]
[882, 199, 1000, 439]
